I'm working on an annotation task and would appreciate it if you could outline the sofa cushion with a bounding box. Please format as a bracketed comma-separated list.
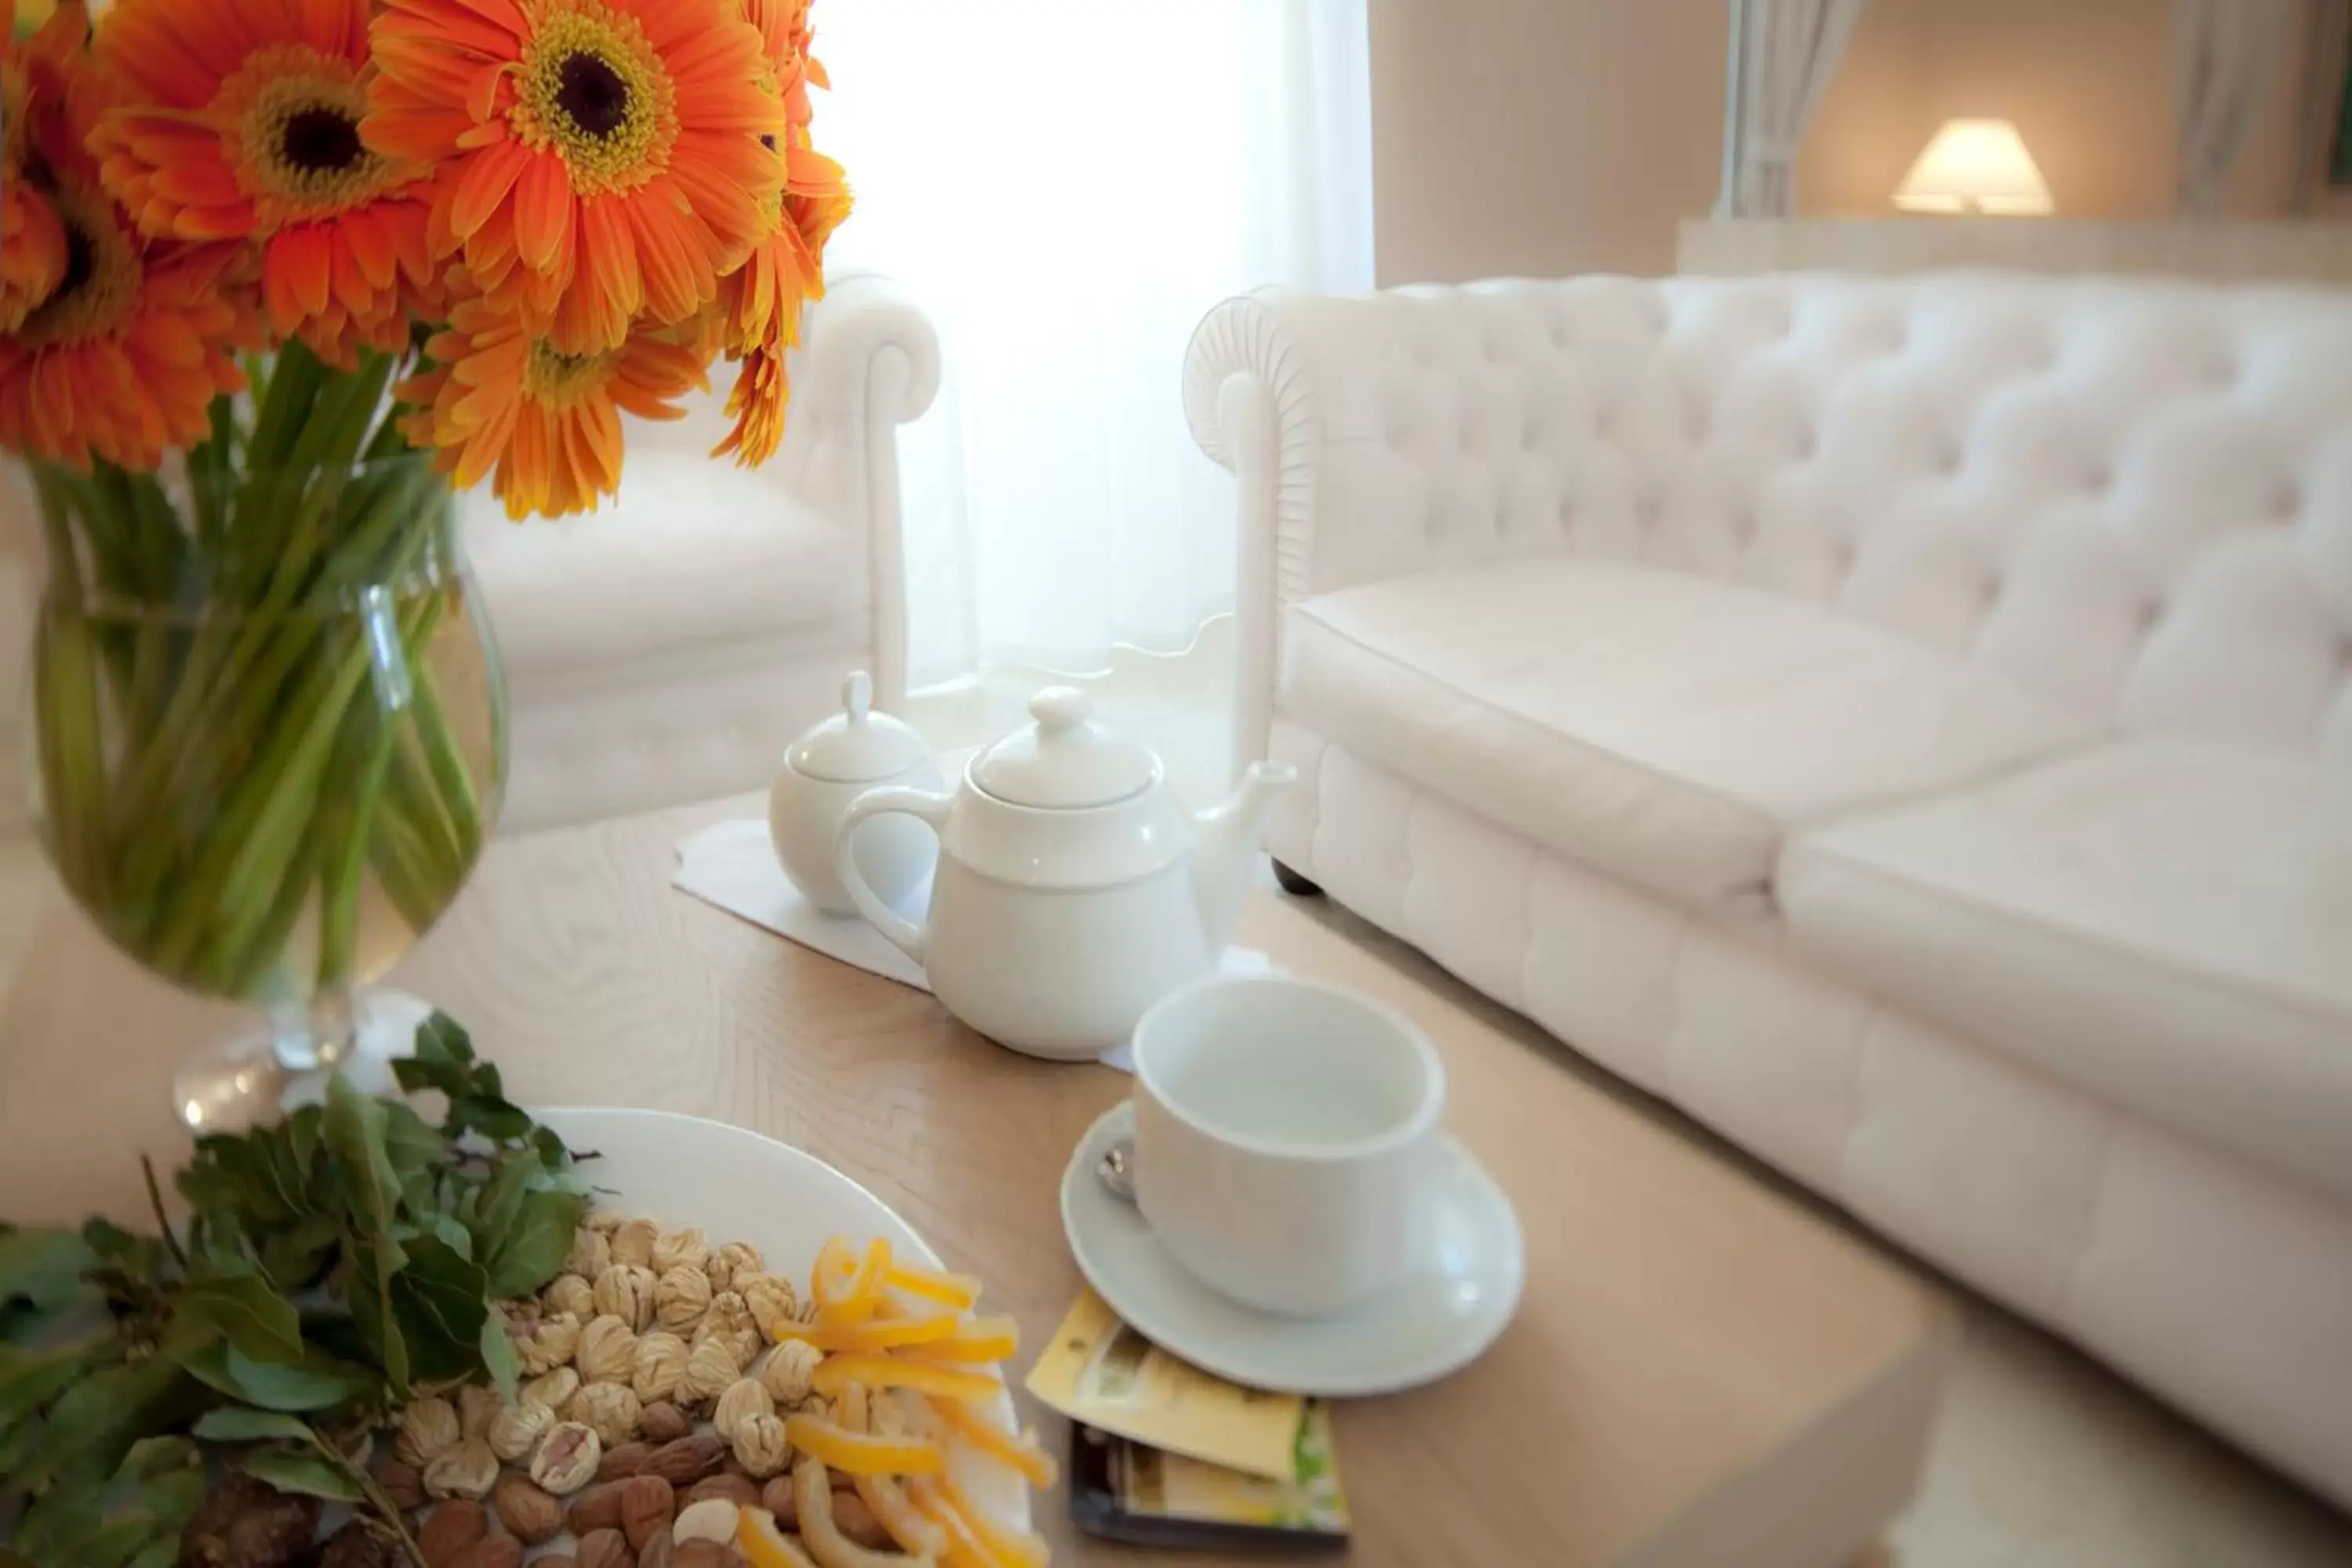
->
[1279, 559, 2094, 916]
[464, 454, 869, 691]
[1779, 742, 2352, 1202]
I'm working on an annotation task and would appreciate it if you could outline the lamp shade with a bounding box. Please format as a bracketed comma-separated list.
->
[1893, 118, 2053, 216]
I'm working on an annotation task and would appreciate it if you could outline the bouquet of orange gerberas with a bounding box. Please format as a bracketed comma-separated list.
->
[3, 0, 845, 1040]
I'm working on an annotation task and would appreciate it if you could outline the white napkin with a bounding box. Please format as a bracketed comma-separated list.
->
[671, 818, 1272, 1073]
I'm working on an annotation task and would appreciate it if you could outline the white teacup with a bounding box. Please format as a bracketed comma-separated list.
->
[1129, 975, 1446, 1317]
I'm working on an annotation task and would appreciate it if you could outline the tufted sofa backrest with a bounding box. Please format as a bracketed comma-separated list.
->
[1221, 274, 2352, 768]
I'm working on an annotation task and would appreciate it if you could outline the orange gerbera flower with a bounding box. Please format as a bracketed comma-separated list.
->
[366, 0, 783, 355]
[91, 0, 437, 364]
[401, 292, 706, 518]
[0, 7, 71, 332]
[710, 131, 848, 466]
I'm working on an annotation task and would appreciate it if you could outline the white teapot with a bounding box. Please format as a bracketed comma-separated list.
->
[833, 688, 1296, 1061]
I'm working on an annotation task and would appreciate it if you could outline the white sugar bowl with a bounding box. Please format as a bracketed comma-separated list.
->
[768, 671, 942, 915]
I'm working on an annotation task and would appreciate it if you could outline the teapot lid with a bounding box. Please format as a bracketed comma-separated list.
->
[788, 671, 931, 783]
[972, 687, 1157, 809]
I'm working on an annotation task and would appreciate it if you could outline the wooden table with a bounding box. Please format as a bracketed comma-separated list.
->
[0, 799, 1951, 1566]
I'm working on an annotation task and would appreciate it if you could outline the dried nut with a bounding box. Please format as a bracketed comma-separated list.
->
[597, 1440, 654, 1482]
[568, 1479, 631, 1534]
[492, 1474, 565, 1544]
[577, 1529, 631, 1568]
[566, 1227, 614, 1279]
[532, 1420, 604, 1495]
[396, 1395, 463, 1469]
[488, 1396, 557, 1463]
[652, 1227, 710, 1274]
[573, 1380, 645, 1446]
[685, 1474, 760, 1510]
[637, 1534, 675, 1568]
[738, 1274, 798, 1343]
[654, 1266, 713, 1332]
[523, 1364, 583, 1413]
[545, 1272, 598, 1320]
[706, 1242, 763, 1294]
[609, 1218, 660, 1269]
[731, 1413, 790, 1479]
[517, 1310, 583, 1376]
[371, 1455, 426, 1512]
[620, 1474, 677, 1551]
[538, 1559, 579, 1568]
[646, 1433, 728, 1486]
[450, 1540, 524, 1568]
[759, 1475, 797, 1530]
[673, 1544, 731, 1568]
[593, 1266, 659, 1334]
[423, 1437, 499, 1501]
[586, 1207, 626, 1236]
[417, 1498, 490, 1566]
[631, 1330, 691, 1404]
[832, 1490, 894, 1551]
[319, 1518, 405, 1568]
[458, 1383, 505, 1440]
[639, 1400, 693, 1443]
[712, 1378, 774, 1443]
[579, 1314, 643, 1382]
[693, 1293, 760, 1370]
[671, 1497, 740, 1545]
[677, 1337, 739, 1406]
[757, 1340, 820, 1406]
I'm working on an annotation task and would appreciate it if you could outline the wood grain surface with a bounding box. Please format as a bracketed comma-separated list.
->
[0, 797, 1951, 1566]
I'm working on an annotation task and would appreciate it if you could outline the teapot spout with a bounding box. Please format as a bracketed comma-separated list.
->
[1191, 759, 1299, 949]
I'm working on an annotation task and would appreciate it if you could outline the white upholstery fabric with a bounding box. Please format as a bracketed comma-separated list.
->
[1780, 742, 2352, 1202]
[1283, 557, 2090, 915]
[1187, 273, 2352, 1509]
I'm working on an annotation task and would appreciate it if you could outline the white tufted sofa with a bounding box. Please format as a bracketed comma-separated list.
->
[461, 273, 938, 831]
[1185, 274, 2352, 1507]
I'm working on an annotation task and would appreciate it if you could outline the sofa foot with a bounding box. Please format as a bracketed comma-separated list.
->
[1272, 860, 1323, 897]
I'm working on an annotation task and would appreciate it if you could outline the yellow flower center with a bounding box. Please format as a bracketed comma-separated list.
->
[514, 2, 677, 195]
[223, 47, 406, 222]
[524, 339, 616, 408]
[15, 185, 141, 348]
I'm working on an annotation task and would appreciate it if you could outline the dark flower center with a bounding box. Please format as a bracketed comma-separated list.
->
[280, 107, 365, 173]
[55, 223, 94, 303]
[558, 53, 632, 138]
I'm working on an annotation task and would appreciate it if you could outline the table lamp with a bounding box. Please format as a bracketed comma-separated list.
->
[1893, 118, 2054, 216]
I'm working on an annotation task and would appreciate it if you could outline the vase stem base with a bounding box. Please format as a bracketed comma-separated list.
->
[172, 988, 436, 1132]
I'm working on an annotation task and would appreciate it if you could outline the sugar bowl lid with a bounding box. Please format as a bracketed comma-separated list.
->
[787, 671, 930, 783]
[971, 687, 1158, 809]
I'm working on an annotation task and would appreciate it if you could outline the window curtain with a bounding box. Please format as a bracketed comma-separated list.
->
[2172, 0, 2292, 216]
[1730, 0, 1866, 219]
[815, 0, 1374, 684]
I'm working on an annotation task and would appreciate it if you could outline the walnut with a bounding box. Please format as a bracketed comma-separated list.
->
[523, 1365, 582, 1413]
[532, 1420, 604, 1495]
[692, 1291, 760, 1369]
[489, 1397, 557, 1463]
[711, 1378, 774, 1443]
[515, 1310, 583, 1377]
[651, 1227, 710, 1275]
[572, 1380, 644, 1447]
[653, 1266, 713, 1333]
[706, 1242, 764, 1294]
[543, 1272, 597, 1321]
[608, 1218, 660, 1269]
[630, 1330, 691, 1405]
[458, 1384, 506, 1441]
[394, 1394, 462, 1468]
[677, 1336, 739, 1407]
[757, 1339, 821, 1407]
[577, 1314, 641, 1384]
[731, 1414, 791, 1479]
[423, 1436, 499, 1500]
[564, 1226, 614, 1280]
[593, 1264, 658, 1331]
[737, 1273, 798, 1344]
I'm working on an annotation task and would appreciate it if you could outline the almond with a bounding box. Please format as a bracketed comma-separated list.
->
[620, 1474, 676, 1552]
[417, 1501, 488, 1568]
[597, 1440, 653, 1482]
[644, 1434, 726, 1486]
[449, 1539, 522, 1568]
[492, 1475, 564, 1545]
[567, 1479, 630, 1535]
[684, 1474, 758, 1511]
[575, 1529, 630, 1568]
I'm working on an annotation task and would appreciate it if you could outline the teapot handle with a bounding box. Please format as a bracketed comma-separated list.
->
[835, 786, 953, 965]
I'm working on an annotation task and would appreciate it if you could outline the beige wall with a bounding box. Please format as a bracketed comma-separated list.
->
[1800, 0, 2314, 219]
[1369, 0, 1729, 285]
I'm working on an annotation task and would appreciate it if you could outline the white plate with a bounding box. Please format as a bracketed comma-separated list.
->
[537, 1108, 1029, 1531]
[1060, 1102, 1524, 1398]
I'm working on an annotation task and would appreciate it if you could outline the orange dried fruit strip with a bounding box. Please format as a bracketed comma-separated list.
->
[771, 1311, 964, 1355]
[926, 1395, 1059, 1490]
[908, 1477, 1000, 1568]
[782, 1410, 947, 1477]
[812, 1352, 1002, 1403]
[817, 1238, 895, 1327]
[810, 1236, 861, 1308]
[916, 1315, 1018, 1363]
[797, 1456, 921, 1568]
[855, 1469, 951, 1558]
[938, 1474, 1051, 1568]
[737, 1504, 821, 1568]
[886, 1262, 982, 1310]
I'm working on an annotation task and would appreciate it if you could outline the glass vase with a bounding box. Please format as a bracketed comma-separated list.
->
[23, 445, 506, 1129]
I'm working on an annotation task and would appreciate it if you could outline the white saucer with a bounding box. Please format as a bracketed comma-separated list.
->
[1059, 1102, 1525, 1397]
